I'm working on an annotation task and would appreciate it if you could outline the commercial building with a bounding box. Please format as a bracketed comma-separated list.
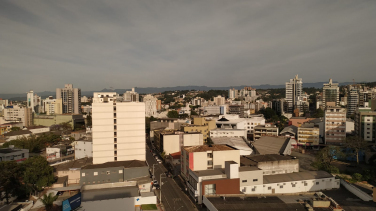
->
[80, 160, 148, 185]
[288, 117, 315, 127]
[202, 106, 221, 115]
[210, 128, 247, 139]
[33, 114, 84, 130]
[0, 147, 29, 162]
[285, 75, 303, 113]
[228, 105, 244, 118]
[123, 88, 139, 102]
[92, 92, 145, 164]
[182, 124, 211, 141]
[153, 129, 203, 154]
[3, 130, 32, 141]
[240, 154, 299, 175]
[359, 91, 373, 108]
[181, 145, 240, 180]
[323, 79, 339, 107]
[56, 84, 81, 114]
[297, 122, 320, 146]
[354, 102, 376, 143]
[143, 94, 158, 117]
[43, 96, 62, 115]
[253, 123, 279, 141]
[324, 107, 346, 145]
[53, 157, 92, 185]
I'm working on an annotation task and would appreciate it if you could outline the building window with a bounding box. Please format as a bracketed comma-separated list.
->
[114, 144, 117, 149]
[114, 138, 117, 143]
[107, 171, 110, 175]
[114, 119, 117, 124]
[316, 182, 319, 185]
[207, 160, 213, 165]
[94, 172, 98, 176]
[304, 183, 307, 186]
[114, 157, 117, 161]
[268, 187, 271, 190]
[253, 179, 258, 182]
[292, 184, 296, 187]
[242, 180, 247, 183]
[280, 186, 283, 188]
[119, 170, 123, 174]
[204, 184, 216, 195]
[82, 173, 85, 177]
[207, 153, 213, 158]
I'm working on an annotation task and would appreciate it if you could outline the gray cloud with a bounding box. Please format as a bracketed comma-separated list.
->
[0, 0, 375, 93]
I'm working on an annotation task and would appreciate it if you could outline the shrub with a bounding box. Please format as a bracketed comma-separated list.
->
[351, 173, 363, 182]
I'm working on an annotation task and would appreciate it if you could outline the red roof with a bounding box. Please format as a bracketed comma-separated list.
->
[169, 151, 181, 159]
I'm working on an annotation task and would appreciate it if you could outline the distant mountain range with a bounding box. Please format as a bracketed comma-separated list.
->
[0, 81, 363, 101]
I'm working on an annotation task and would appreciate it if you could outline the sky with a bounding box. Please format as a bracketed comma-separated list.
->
[1, 0, 376, 93]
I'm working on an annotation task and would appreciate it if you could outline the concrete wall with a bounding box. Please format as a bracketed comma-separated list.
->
[56, 170, 80, 184]
[74, 141, 93, 159]
[80, 166, 124, 185]
[257, 159, 299, 175]
[213, 150, 240, 169]
[241, 177, 340, 194]
[239, 170, 263, 186]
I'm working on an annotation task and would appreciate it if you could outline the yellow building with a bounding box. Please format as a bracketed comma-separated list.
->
[34, 114, 85, 129]
[297, 123, 320, 146]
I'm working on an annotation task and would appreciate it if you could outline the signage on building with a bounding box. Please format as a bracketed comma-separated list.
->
[62, 192, 81, 211]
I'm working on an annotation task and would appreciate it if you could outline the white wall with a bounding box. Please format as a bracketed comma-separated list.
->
[74, 141, 93, 159]
[29, 127, 50, 134]
[46, 148, 60, 160]
[213, 150, 240, 169]
[210, 129, 247, 138]
[81, 196, 157, 211]
[241, 177, 340, 194]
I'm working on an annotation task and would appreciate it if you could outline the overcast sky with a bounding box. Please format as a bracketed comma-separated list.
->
[1, 0, 376, 93]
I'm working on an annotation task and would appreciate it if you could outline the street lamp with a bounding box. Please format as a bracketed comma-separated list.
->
[159, 173, 167, 203]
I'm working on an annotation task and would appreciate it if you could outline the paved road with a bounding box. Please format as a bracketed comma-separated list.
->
[146, 145, 197, 211]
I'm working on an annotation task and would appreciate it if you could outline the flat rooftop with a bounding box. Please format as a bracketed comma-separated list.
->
[81, 160, 147, 170]
[184, 144, 236, 152]
[191, 168, 226, 177]
[239, 166, 261, 172]
[0, 148, 28, 154]
[4, 130, 32, 136]
[243, 154, 294, 163]
[263, 171, 333, 184]
[82, 186, 139, 202]
[54, 157, 93, 171]
[205, 195, 308, 211]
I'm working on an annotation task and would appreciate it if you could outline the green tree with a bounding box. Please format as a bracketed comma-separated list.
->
[23, 156, 55, 196]
[40, 193, 58, 211]
[312, 146, 344, 173]
[205, 137, 214, 146]
[313, 108, 324, 118]
[345, 136, 369, 165]
[259, 107, 276, 120]
[86, 115, 92, 127]
[167, 110, 179, 118]
[10, 127, 21, 131]
[0, 161, 22, 204]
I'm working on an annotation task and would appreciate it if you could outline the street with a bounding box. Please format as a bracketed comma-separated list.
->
[146, 144, 197, 211]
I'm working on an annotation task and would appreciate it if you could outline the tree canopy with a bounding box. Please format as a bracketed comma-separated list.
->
[167, 110, 179, 118]
[23, 156, 55, 194]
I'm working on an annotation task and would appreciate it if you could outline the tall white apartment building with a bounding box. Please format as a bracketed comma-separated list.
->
[4, 105, 33, 127]
[213, 95, 225, 106]
[323, 79, 339, 107]
[43, 96, 62, 115]
[123, 88, 139, 102]
[92, 92, 145, 164]
[324, 107, 346, 145]
[143, 94, 158, 117]
[229, 88, 239, 99]
[27, 91, 35, 113]
[347, 87, 359, 117]
[285, 75, 303, 113]
[56, 84, 81, 114]
[26, 91, 41, 113]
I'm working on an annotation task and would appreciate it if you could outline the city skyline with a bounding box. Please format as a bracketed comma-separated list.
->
[1, 1, 376, 93]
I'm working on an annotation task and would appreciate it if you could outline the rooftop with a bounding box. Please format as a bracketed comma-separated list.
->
[191, 168, 226, 177]
[183, 144, 236, 153]
[54, 157, 93, 171]
[252, 137, 291, 155]
[0, 148, 28, 154]
[243, 154, 295, 163]
[81, 160, 147, 170]
[3, 130, 32, 136]
[239, 166, 261, 172]
[211, 137, 252, 153]
[82, 185, 139, 202]
[279, 125, 297, 135]
[263, 171, 333, 184]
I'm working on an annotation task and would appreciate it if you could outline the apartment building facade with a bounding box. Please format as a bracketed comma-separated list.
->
[347, 87, 359, 117]
[92, 92, 145, 164]
[143, 94, 158, 117]
[324, 107, 346, 145]
[323, 79, 339, 107]
[253, 123, 279, 141]
[297, 122, 320, 146]
[181, 145, 240, 180]
[3, 105, 33, 127]
[285, 75, 303, 113]
[56, 84, 81, 114]
[43, 97, 62, 115]
[354, 103, 376, 143]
